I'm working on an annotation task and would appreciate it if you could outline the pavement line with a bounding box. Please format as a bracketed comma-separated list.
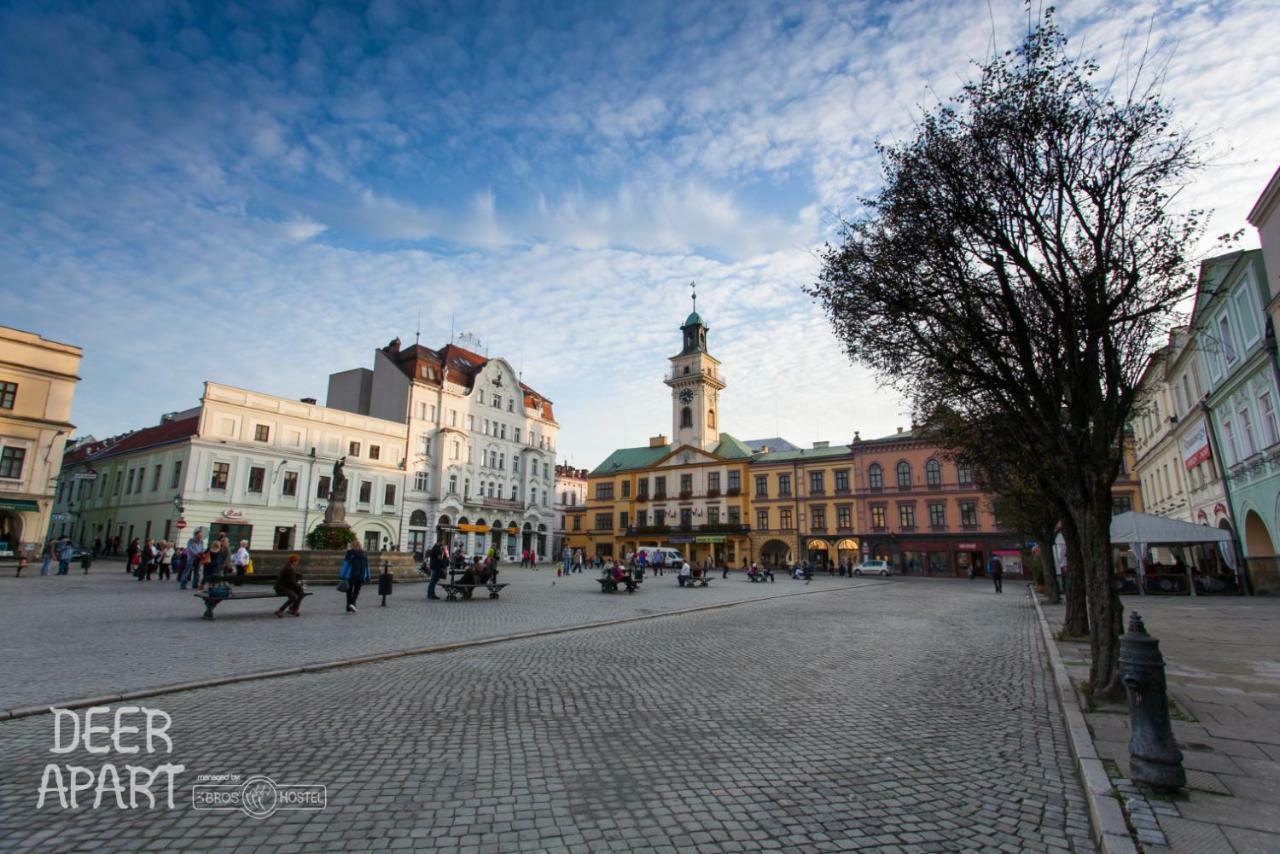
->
[1030, 590, 1139, 854]
[1, 580, 889, 722]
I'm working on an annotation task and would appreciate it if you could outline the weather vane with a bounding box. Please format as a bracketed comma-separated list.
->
[689, 280, 697, 312]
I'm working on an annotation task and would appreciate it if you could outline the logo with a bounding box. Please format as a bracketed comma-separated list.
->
[192, 774, 326, 819]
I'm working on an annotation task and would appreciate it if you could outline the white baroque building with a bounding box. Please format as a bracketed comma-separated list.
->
[326, 338, 558, 560]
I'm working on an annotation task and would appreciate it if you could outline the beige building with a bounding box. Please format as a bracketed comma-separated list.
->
[0, 326, 82, 558]
[1134, 340, 1194, 522]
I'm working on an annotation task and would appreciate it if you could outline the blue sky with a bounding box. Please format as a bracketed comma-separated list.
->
[3, 0, 1277, 467]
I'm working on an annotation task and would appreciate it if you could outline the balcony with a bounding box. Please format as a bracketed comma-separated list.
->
[706, 488, 720, 497]
[480, 496, 525, 511]
[653, 492, 668, 501]
[635, 494, 649, 503]
[679, 490, 693, 499]
[726, 487, 741, 496]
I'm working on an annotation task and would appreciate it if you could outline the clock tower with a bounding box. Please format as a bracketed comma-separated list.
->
[665, 287, 725, 452]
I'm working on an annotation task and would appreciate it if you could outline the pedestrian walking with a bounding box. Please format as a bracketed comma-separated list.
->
[426, 541, 447, 600]
[157, 541, 174, 580]
[182, 528, 207, 590]
[274, 554, 305, 617]
[230, 540, 251, 586]
[140, 538, 157, 580]
[40, 540, 54, 576]
[988, 555, 1004, 593]
[15, 549, 27, 577]
[342, 541, 371, 612]
[58, 540, 73, 575]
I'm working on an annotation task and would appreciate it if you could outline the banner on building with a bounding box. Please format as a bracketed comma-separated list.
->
[1181, 423, 1212, 469]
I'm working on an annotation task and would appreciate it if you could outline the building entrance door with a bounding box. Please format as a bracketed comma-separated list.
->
[408, 529, 427, 560]
[363, 530, 381, 552]
[274, 526, 293, 550]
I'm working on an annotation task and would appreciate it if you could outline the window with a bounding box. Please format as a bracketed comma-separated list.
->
[283, 471, 298, 496]
[596, 483, 614, 500]
[451, 440, 460, 461]
[809, 472, 825, 494]
[929, 503, 946, 529]
[594, 513, 612, 531]
[960, 501, 978, 528]
[478, 390, 485, 405]
[170, 460, 183, 489]
[708, 409, 716, 429]
[450, 410, 457, 427]
[636, 510, 647, 527]
[728, 506, 740, 524]
[870, 505, 886, 529]
[925, 459, 942, 488]
[619, 511, 629, 529]
[125, 468, 135, 494]
[778, 474, 791, 497]
[467, 415, 475, 430]
[247, 466, 265, 493]
[500, 424, 507, 440]
[653, 508, 666, 526]
[956, 463, 973, 486]
[1219, 315, 1237, 364]
[99, 472, 108, 497]
[414, 471, 430, 492]
[384, 484, 396, 506]
[637, 479, 649, 499]
[514, 428, 521, 443]
[896, 461, 912, 489]
[368, 445, 380, 461]
[210, 462, 229, 490]
[1238, 406, 1258, 457]
[837, 505, 852, 529]
[755, 475, 768, 497]
[728, 471, 740, 492]
[708, 472, 721, 493]
[572, 515, 581, 531]
[317, 475, 331, 499]
[780, 508, 793, 530]
[1114, 495, 1133, 515]
[114, 470, 123, 496]
[654, 476, 667, 499]
[419, 435, 432, 455]
[1262, 392, 1279, 447]
[621, 480, 630, 498]
[0, 381, 16, 409]
[0, 446, 25, 479]
[349, 441, 361, 457]
[358, 481, 372, 503]
[899, 504, 916, 529]
[510, 485, 518, 500]
[810, 506, 826, 531]
[680, 407, 692, 428]
[867, 463, 883, 490]
[508, 399, 514, 413]
[448, 474, 457, 495]
[835, 469, 850, 493]
[493, 394, 502, 409]
[254, 424, 270, 442]
[1224, 419, 1239, 465]
[757, 509, 769, 530]
[679, 473, 693, 495]
[152, 466, 162, 491]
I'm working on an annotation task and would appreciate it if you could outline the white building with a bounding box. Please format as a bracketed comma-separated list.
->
[1134, 340, 1192, 522]
[326, 338, 559, 560]
[52, 382, 408, 553]
[553, 464, 588, 557]
[1165, 327, 1235, 535]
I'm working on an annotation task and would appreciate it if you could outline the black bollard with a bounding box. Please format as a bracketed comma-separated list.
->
[1119, 611, 1186, 792]
[378, 561, 394, 607]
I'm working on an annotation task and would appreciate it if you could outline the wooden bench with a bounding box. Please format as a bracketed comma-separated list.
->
[441, 581, 508, 601]
[195, 588, 311, 619]
[597, 576, 639, 593]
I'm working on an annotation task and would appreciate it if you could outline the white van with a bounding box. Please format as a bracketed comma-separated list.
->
[637, 547, 685, 566]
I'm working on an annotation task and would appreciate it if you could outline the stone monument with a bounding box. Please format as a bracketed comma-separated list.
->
[323, 457, 349, 528]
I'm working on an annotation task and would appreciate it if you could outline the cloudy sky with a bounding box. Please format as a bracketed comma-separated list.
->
[2, 0, 1277, 467]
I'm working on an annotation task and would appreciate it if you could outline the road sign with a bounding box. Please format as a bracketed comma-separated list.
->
[176, 518, 188, 530]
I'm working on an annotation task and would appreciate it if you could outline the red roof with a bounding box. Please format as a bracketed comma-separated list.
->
[63, 415, 200, 467]
[384, 339, 555, 422]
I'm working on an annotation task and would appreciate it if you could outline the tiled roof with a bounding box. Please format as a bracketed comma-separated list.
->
[750, 444, 853, 462]
[62, 415, 200, 467]
[591, 445, 671, 476]
[712, 433, 754, 459]
[743, 437, 798, 452]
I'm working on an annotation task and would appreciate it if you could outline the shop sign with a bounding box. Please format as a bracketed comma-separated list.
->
[1181, 423, 1212, 469]
[694, 535, 725, 544]
[50, 513, 72, 521]
[667, 535, 694, 544]
[957, 542, 978, 551]
[457, 523, 490, 534]
[221, 508, 245, 520]
[506, 526, 519, 535]
[71, 471, 97, 480]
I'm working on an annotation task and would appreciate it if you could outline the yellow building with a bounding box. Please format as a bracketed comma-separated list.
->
[0, 326, 82, 558]
[569, 306, 755, 566]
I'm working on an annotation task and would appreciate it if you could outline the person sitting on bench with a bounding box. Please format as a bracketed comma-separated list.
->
[274, 554, 305, 618]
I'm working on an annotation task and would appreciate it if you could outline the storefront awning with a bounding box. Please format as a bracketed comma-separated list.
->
[0, 498, 39, 512]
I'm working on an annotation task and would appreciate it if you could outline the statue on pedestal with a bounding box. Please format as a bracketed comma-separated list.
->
[323, 457, 349, 528]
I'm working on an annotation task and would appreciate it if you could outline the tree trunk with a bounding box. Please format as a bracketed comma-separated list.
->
[1033, 524, 1060, 604]
[1059, 515, 1090, 637]
[1073, 496, 1124, 701]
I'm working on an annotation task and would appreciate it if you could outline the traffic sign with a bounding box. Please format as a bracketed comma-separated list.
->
[176, 518, 188, 530]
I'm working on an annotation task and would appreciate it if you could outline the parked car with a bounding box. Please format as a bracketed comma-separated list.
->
[853, 559, 892, 577]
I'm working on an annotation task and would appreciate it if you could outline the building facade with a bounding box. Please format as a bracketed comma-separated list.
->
[1134, 341, 1194, 522]
[52, 382, 407, 553]
[552, 464, 587, 557]
[1165, 327, 1234, 536]
[0, 326, 82, 558]
[327, 338, 559, 560]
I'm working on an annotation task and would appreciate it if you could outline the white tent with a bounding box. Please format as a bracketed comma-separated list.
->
[1053, 511, 1237, 593]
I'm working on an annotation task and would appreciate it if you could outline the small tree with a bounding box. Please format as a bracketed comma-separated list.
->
[810, 10, 1200, 698]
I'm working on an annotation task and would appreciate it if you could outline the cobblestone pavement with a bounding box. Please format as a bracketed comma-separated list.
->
[0, 579, 1097, 852]
[0, 566, 868, 710]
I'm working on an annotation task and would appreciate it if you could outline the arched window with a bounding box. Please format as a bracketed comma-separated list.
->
[409, 510, 428, 526]
[896, 461, 912, 488]
[925, 459, 942, 488]
[680, 407, 692, 428]
[707, 409, 716, 429]
[530, 487, 537, 505]
[867, 463, 883, 490]
[510, 485, 518, 500]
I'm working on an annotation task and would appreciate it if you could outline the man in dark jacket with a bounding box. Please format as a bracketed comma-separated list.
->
[342, 541, 371, 612]
[988, 555, 1004, 594]
[274, 554, 305, 617]
[426, 541, 448, 600]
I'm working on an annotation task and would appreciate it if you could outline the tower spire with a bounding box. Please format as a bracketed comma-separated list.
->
[689, 280, 697, 315]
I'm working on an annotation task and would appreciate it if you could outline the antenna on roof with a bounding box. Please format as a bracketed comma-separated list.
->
[449, 312, 455, 343]
[689, 280, 697, 313]
[415, 310, 421, 346]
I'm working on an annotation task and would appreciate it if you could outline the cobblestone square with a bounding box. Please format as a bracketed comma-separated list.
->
[0, 578, 1097, 851]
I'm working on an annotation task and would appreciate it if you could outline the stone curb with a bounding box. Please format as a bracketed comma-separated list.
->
[1030, 590, 1139, 854]
[2, 580, 887, 722]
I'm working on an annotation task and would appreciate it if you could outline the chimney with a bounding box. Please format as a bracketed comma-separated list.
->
[649, 434, 667, 448]
[301, 397, 317, 405]
[897, 426, 903, 434]
[813, 441, 829, 449]
[760, 445, 770, 454]
[386, 337, 401, 355]
[853, 431, 862, 443]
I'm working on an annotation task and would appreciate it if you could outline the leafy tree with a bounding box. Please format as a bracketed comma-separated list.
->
[810, 10, 1200, 698]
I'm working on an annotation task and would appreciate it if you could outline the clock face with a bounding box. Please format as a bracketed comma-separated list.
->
[678, 389, 694, 404]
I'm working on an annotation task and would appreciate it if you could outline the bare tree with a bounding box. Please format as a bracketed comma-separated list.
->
[810, 10, 1201, 698]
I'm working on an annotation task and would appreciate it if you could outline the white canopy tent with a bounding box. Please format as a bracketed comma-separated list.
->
[1053, 511, 1237, 594]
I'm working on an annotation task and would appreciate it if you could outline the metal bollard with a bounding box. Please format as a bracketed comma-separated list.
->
[1119, 611, 1186, 792]
[378, 561, 394, 607]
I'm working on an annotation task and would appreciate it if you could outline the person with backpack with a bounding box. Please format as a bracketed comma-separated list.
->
[341, 540, 371, 612]
[987, 555, 1004, 594]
